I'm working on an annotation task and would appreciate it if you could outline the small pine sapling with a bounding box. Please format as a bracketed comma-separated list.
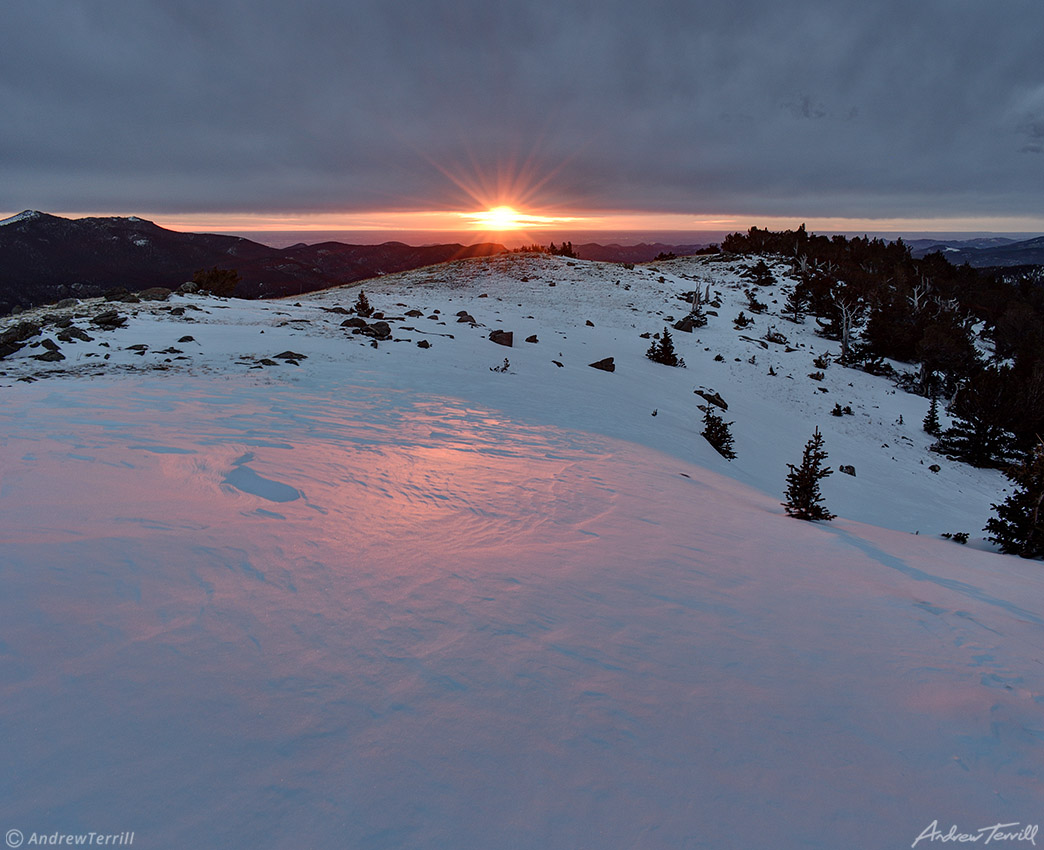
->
[353, 290, 374, 317]
[700, 405, 737, 460]
[646, 327, 683, 366]
[783, 427, 835, 521]
[923, 393, 941, 436]
[782, 287, 807, 324]
[734, 311, 753, 329]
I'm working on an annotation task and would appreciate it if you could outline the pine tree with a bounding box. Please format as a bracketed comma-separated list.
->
[933, 367, 1012, 468]
[701, 406, 736, 460]
[646, 327, 680, 366]
[984, 441, 1044, 559]
[783, 427, 835, 521]
[923, 392, 941, 436]
[353, 289, 373, 317]
[782, 286, 808, 324]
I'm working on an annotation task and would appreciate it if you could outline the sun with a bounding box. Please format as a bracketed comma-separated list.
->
[461, 206, 578, 232]
[470, 206, 525, 230]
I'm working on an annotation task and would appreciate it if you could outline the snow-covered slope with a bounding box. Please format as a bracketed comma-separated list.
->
[0, 254, 1040, 849]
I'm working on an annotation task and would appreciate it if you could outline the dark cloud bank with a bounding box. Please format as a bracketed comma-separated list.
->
[2, 0, 1043, 222]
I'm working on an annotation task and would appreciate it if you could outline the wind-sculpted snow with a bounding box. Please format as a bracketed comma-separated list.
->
[1, 376, 1041, 849]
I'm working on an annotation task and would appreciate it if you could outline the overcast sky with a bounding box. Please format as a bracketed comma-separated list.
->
[2, 0, 1043, 229]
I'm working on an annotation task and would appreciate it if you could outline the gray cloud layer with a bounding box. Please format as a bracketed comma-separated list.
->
[2, 0, 1042, 220]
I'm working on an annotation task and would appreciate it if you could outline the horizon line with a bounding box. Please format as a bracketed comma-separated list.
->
[4, 208, 1044, 242]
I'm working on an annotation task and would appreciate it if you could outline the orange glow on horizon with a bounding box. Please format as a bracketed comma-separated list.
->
[13, 210, 1044, 238]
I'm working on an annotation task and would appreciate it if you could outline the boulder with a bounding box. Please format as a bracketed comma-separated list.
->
[489, 330, 513, 347]
[57, 327, 92, 343]
[32, 349, 65, 362]
[360, 321, 391, 340]
[91, 310, 127, 329]
[138, 287, 172, 302]
[694, 388, 728, 410]
[839, 465, 856, 477]
[589, 357, 615, 373]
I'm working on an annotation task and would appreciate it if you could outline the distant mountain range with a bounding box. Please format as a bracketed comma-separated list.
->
[4, 211, 1040, 315]
[0, 211, 507, 313]
[0, 211, 720, 313]
[907, 235, 1044, 267]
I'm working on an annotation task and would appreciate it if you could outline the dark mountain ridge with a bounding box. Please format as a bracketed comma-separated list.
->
[908, 234, 1044, 267]
[0, 211, 507, 313]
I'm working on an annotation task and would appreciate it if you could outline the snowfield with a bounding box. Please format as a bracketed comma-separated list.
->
[1, 253, 1040, 849]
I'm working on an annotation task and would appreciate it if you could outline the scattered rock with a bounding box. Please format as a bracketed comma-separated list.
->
[589, 357, 615, 373]
[456, 313, 477, 324]
[103, 287, 129, 302]
[552, 360, 564, 367]
[405, 309, 424, 317]
[178, 282, 199, 294]
[417, 340, 431, 349]
[489, 330, 513, 347]
[1, 321, 42, 351]
[929, 464, 941, 474]
[57, 327, 92, 343]
[694, 388, 728, 410]
[32, 349, 65, 362]
[322, 306, 351, 315]
[91, 310, 126, 329]
[178, 335, 195, 343]
[54, 298, 80, 309]
[525, 335, 538, 343]
[138, 287, 172, 302]
[126, 344, 148, 351]
[341, 317, 368, 329]
[585, 320, 595, 327]
[359, 321, 392, 340]
[256, 358, 279, 366]
[274, 350, 307, 360]
[839, 465, 856, 476]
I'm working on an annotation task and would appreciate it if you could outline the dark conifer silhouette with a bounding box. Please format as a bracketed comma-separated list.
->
[783, 428, 835, 521]
[353, 289, 373, 317]
[701, 406, 736, 460]
[923, 393, 941, 436]
[646, 327, 682, 366]
[984, 440, 1044, 559]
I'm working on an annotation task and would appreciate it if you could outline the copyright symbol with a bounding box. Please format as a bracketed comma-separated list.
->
[6, 830, 23, 848]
